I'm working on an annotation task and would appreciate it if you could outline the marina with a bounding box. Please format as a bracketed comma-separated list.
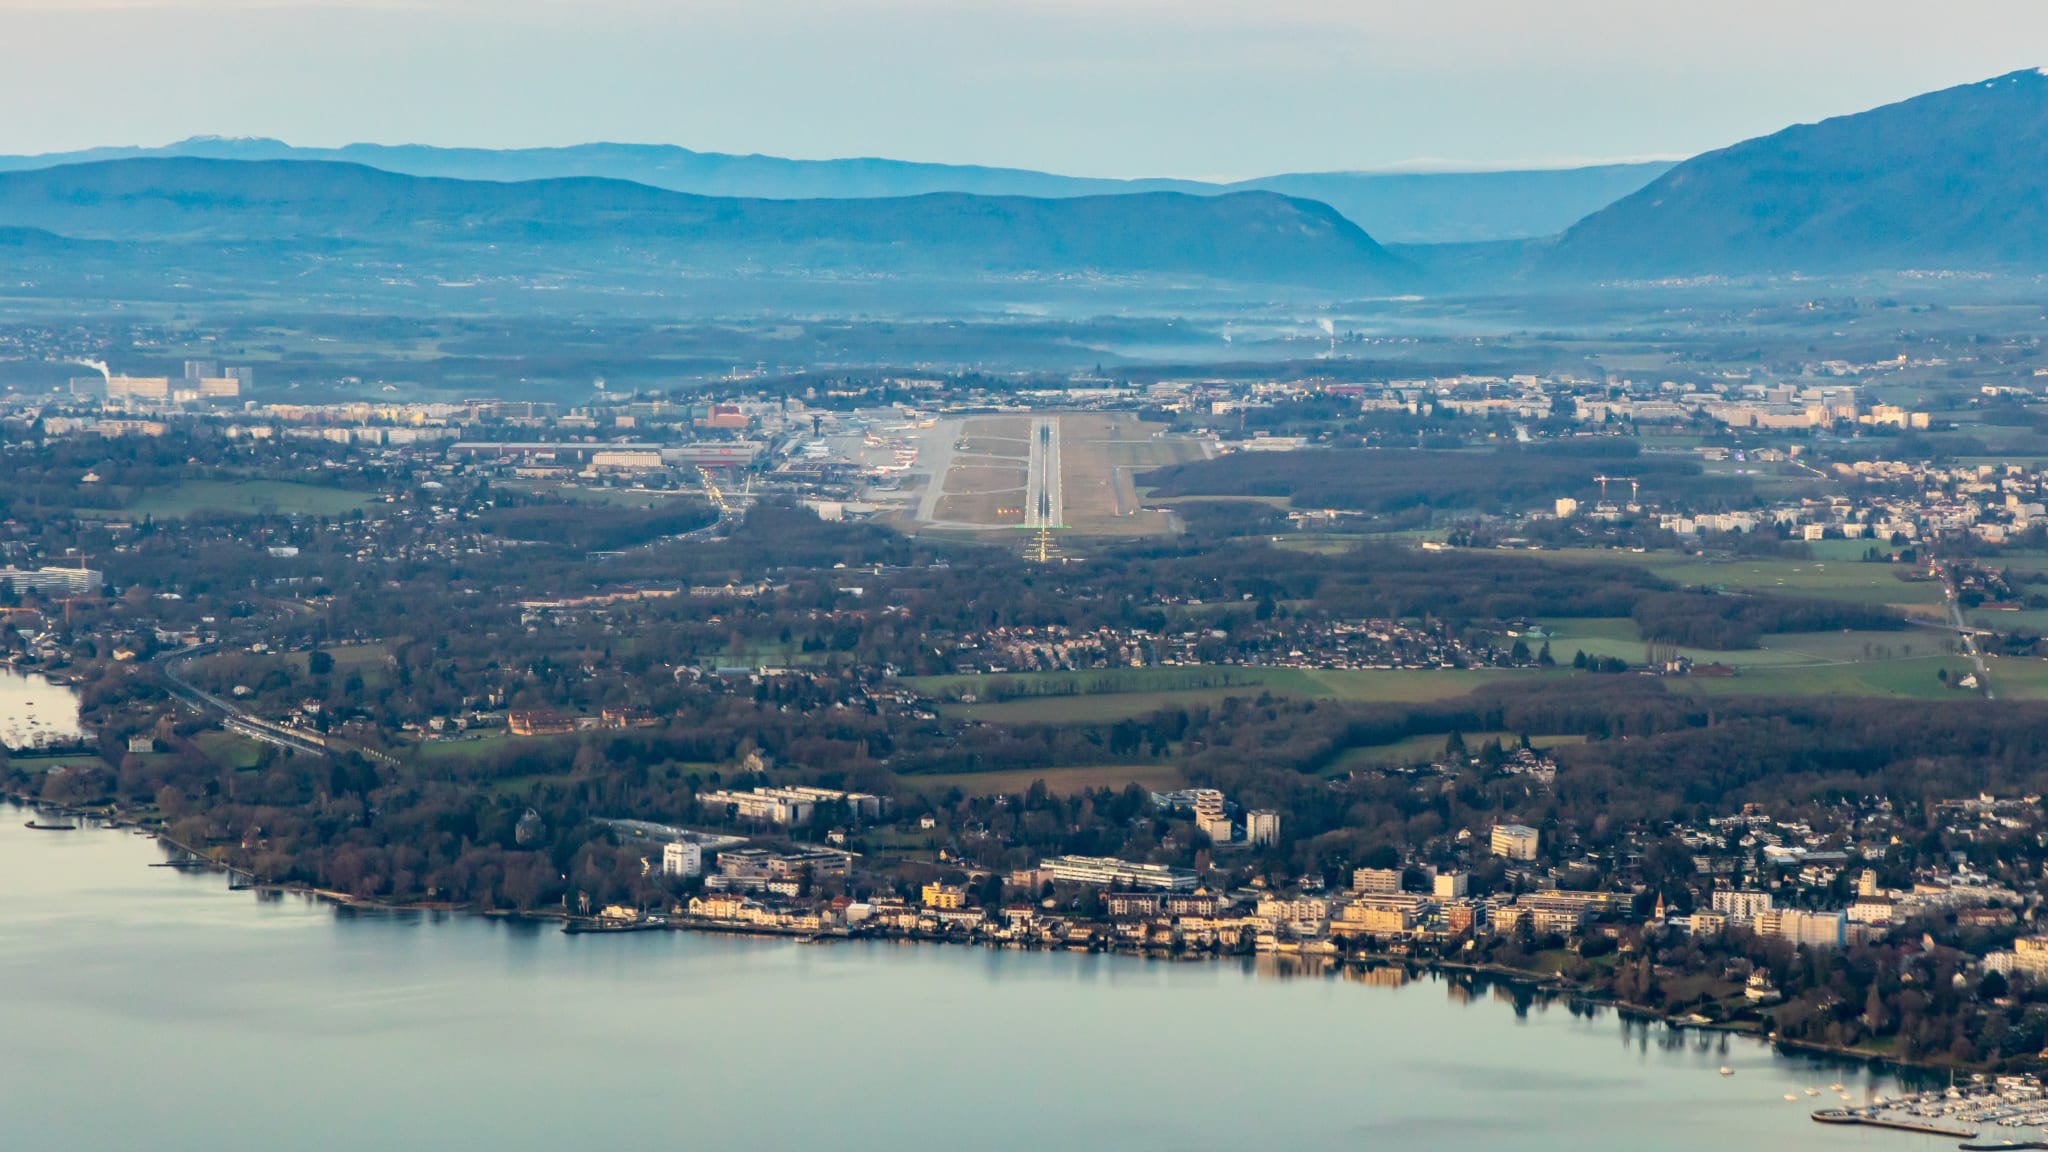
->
[1808, 1077, 2048, 1145]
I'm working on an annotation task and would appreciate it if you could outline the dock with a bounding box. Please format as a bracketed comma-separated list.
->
[1810, 1109, 1976, 1138]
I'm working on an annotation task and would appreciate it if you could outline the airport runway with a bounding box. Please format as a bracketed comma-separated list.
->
[1024, 416, 1063, 529]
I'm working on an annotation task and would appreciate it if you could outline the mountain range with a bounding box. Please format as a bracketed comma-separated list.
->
[1545, 69, 2048, 277]
[0, 138, 1670, 246]
[0, 157, 1403, 287]
[2, 69, 2045, 301]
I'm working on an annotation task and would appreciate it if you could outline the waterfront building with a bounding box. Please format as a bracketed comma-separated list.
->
[921, 882, 967, 910]
[662, 841, 702, 878]
[1039, 855, 1198, 891]
[1494, 902, 1586, 935]
[1442, 900, 1481, 934]
[708, 848, 850, 893]
[1161, 890, 1221, 917]
[1103, 891, 1164, 918]
[1255, 896, 1330, 936]
[1334, 893, 1429, 936]
[1490, 824, 1540, 860]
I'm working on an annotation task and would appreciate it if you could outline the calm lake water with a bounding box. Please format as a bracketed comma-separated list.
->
[0, 814, 1951, 1152]
[0, 667, 83, 748]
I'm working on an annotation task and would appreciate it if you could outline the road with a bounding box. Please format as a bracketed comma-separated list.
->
[1937, 562, 1995, 700]
[158, 647, 331, 757]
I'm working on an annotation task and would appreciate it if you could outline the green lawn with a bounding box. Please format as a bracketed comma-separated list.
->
[193, 730, 264, 770]
[415, 732, 558, 764]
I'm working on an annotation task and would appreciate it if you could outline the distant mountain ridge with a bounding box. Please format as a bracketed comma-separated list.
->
[0, 137, 1672, 244]
[0, 157, 1405, 287]
[1546, 69, 2048, 276]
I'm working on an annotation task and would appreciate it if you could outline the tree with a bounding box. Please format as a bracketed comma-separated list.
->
[1979, 970, 2010, 1001]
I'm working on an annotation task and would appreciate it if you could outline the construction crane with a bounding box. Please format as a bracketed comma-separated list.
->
[1592, 475, 1640, 504]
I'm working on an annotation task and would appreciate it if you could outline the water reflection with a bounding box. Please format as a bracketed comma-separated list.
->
[0, 667, 84, 748]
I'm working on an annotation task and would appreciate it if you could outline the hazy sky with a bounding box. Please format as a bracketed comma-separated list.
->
[2, 0, 2043, 177]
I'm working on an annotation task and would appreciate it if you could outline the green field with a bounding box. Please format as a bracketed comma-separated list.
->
[193, 730, 265, 770]
[1647, 557, 1947, 614]
[109, 479, 374, 519]
[901, 763, 1187, 797]
[1980, 656, 2048, 701]
[1536, 548, 1947, 614]
[1674, 658, 1975, 700]
[1968, 607, 2048, 633]
[415, 732, 551, 764]
[913, 665, 1516, 723]
[1536, 615, 1968, 699]
[1538, 618, 1938, 668]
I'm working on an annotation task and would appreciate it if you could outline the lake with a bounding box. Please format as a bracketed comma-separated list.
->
[0, 813, 1956, 1152]
[0, 667, 83, 748]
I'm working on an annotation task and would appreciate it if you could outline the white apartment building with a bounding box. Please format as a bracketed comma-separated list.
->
[662, 841, 703, 878]
[1490, 824, 1540, 861]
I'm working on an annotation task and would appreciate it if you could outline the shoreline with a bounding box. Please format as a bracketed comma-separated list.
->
[0, 795, 1987, 1084]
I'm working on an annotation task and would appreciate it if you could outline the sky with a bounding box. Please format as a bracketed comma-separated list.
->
[1, 0, 2043, 178]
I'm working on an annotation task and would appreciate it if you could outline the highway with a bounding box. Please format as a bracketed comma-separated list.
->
[158, 646, 331, 757]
